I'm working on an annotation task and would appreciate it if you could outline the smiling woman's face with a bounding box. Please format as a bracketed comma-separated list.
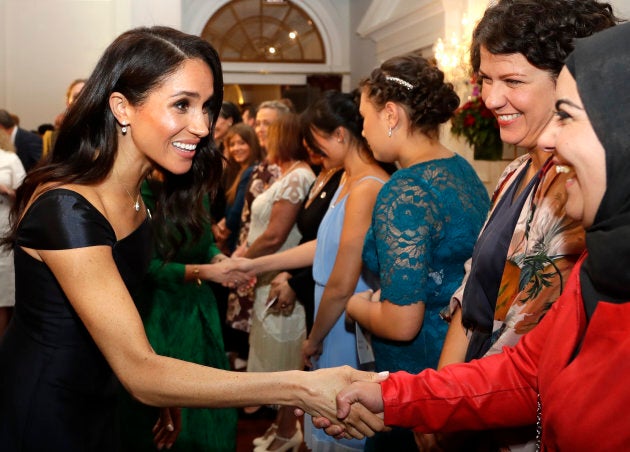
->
[479, 47, 556, 151]
[123, 58, 215, 176]
[538, 67, 606, 228]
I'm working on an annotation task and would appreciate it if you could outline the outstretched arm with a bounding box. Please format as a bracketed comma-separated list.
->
[231, 239, 317, 275]
[33, 244, 383, 437]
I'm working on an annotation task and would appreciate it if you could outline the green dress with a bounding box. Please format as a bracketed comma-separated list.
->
[119, 181, 237, 451]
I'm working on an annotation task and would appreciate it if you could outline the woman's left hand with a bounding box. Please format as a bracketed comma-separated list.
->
[302, 337, 323, 369]
[152, 407, 181, 450]
[268, 272, 297, 316]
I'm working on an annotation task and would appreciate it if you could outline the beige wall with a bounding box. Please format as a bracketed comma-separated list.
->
[1, 0, 628, 132]
[0, 0, 180, 130]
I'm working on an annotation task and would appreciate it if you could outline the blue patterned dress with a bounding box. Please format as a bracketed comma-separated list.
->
[362, 154, 489, 451]
[363, 154, 489, 374]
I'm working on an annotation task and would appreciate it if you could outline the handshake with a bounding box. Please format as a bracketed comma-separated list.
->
[290, 366, 389, 441]
[198, 254, 257, 289]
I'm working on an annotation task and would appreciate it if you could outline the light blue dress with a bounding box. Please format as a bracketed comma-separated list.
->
[305, 176, 385, 452]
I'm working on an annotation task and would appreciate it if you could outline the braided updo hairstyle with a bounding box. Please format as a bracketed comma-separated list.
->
[359, 52, 460, 138]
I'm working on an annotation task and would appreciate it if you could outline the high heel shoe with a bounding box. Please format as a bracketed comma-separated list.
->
[252, 423, 277, 447]
[253, 421, 303, 452]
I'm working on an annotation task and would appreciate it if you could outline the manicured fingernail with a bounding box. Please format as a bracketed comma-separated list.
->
[378, 371, 389, 377]
[167, 423, 174, 432]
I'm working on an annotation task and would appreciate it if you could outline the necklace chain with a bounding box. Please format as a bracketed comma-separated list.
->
[308, 168, 337, 200]
[115, 169, 141, 212]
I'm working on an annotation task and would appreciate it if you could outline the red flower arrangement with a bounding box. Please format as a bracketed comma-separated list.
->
[451, 84, 503, 160]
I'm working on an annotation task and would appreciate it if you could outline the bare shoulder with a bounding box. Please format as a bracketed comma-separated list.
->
[348, 168, 390, 200]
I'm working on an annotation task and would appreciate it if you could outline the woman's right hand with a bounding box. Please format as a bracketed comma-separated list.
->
[198, 260, 254, 288]
[295, 366, 388, 440]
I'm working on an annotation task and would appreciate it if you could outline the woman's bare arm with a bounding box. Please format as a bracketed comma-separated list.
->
[36, 244, 385, 438]
[306, 180, 382, 348]
[245, 198, 302, 258]
[347, 290, 425, 341]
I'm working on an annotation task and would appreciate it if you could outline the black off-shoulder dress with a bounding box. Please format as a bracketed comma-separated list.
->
[0, 189, 151, 451]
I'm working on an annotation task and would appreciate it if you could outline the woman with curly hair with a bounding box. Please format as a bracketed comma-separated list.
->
[435, 0, 620, 449]
[331, 22, 630, 451]
[345, 52, 489, 451]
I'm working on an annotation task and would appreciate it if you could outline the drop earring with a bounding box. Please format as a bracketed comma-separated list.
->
[388, 127, 392, 138]
[121, 123, 128, 135]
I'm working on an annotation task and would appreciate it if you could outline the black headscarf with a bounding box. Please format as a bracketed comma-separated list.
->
[565, 22, 630, 314]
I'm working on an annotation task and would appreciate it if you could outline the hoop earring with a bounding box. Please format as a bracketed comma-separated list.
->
[121, 124, 128, 135]
[388, 127, 392, 138]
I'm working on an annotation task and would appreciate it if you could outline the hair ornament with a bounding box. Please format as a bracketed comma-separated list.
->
[385, 75, 415, 90]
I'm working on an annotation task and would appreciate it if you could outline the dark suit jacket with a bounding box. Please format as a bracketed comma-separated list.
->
[15, 127, 43, 172]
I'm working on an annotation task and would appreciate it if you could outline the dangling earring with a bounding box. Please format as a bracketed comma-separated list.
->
[388, 127, 392, 138]
[121, 123, 128, 135]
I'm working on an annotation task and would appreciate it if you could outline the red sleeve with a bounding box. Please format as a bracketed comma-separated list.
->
[381, 285, 560, 432]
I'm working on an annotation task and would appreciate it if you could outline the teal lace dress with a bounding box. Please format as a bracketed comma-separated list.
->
[363, 154, 489, 374]
[119, 181, 237, 451]
[362, 155, 489, 452]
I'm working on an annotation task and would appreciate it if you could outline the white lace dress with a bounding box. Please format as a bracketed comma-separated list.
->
[246, 166, 315, 372]
[0, 149, 25, 308]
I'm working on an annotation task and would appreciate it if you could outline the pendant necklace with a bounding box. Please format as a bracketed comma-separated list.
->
[127, 189, 141, 212]
[115, 169, 142, 212]
[308, 168, 337, 201]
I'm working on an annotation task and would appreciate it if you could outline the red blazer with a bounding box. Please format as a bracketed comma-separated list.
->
[382, 253, 630, 451]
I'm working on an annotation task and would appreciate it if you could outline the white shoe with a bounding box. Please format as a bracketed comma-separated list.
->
[253, 423, 278, 447]
[254, 421, 302, 452]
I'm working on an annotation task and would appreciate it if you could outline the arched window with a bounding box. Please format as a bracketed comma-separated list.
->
[201, 0, 325, 63]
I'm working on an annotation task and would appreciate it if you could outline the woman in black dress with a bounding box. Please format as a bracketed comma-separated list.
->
[0, 26, 383, 451]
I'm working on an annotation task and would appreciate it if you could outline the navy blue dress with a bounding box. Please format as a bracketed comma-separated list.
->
[0, 189, 151, 451]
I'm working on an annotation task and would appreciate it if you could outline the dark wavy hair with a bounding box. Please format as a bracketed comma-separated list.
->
[300, 90, 373, 161]
[471, 0, 621, 78]
[3, 26, 224, 253]
[359, 52, 460, 138]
